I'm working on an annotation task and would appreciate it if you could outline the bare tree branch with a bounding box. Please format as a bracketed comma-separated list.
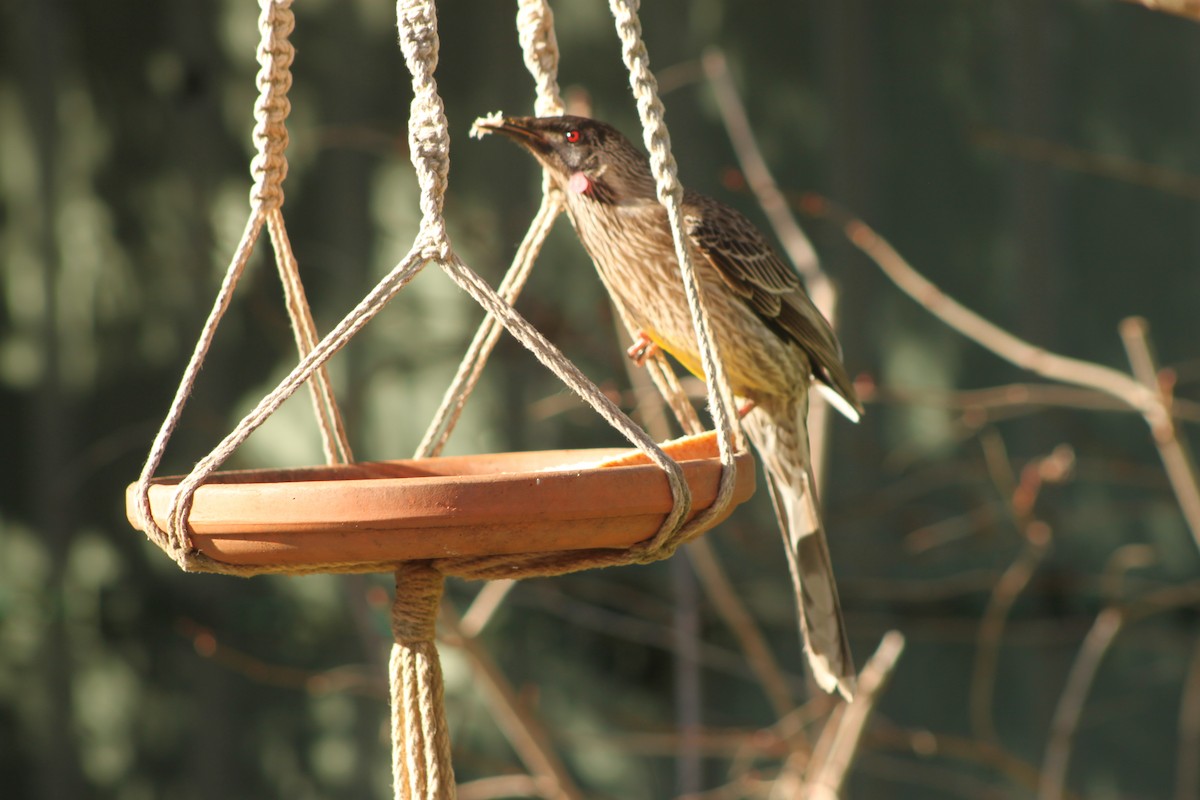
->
[439, 604, 586, 800]
[1120, 317, 1200, 554]
[871, 381, 1200, 422]
[459, 580, 517, 639]
[803, 631, 907, 798]
[1176, 635, 1200, 800]
[971, 521, 1051, 743]
[457, 775, 542, 800]
[971, 438, 1072, 742]
[1039, 607, 1124, 800]
[687, 538, 798, 719]
[702, 47, 840, 485]
[972, 126, 1200, 200]
[701, 50, 822, 288]
[806, 198, 1159, 414]
[868, 727, 1083, 799]
[803, 196, 1200, 553]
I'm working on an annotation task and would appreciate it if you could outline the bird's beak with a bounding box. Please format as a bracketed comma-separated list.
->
[471, 115, 552, 156]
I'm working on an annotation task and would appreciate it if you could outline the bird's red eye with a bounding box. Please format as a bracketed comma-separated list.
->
[564, 129, 580, 143]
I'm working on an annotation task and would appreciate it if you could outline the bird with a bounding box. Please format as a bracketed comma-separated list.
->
[473, 113, 862, 699]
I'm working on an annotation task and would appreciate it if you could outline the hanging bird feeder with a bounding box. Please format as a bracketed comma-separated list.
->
[127, 0, 751, 580]
[126, 0, 752, 797]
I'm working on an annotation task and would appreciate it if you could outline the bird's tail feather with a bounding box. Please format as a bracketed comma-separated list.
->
[743, 398, 856, 700]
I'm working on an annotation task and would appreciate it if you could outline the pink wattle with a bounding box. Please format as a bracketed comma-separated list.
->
[568, 172, 591, 195]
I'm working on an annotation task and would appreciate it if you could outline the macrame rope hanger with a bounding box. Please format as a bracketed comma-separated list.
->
[132, 0, 354, 571]
[131, 0, 747, 797]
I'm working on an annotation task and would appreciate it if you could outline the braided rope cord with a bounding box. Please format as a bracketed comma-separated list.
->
[250, 5, 352, 467]
[133, 0, 352, 568]
[416, 0, 566, 458]
[390, 562, 454, 799]
[608, 0, 744, 530]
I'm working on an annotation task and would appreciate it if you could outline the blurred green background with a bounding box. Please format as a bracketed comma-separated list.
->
[3, 1, 1199, 798]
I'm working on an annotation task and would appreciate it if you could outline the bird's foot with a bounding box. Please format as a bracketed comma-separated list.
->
[737, 400, 757, 419]
[626, 332, 659, 367]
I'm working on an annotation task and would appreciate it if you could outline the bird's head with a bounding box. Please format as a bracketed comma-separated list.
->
[472, 114, 654, 204]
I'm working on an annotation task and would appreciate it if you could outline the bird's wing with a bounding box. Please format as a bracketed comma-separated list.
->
[685, 194, 861, 416]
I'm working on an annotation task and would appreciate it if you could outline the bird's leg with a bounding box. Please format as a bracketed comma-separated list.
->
[626, 331, 659, 367]
[737, 400, 757, 419]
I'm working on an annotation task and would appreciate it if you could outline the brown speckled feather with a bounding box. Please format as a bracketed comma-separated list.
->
[684, 193, 860, 413]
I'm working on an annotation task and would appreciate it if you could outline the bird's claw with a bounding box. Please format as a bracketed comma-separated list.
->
[626, 332, 659, 367]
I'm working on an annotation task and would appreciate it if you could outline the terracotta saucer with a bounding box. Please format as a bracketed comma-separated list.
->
[126, 432, 755, 568]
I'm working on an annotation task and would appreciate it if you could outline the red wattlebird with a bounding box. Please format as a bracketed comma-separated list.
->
[474, 114, 861, 698]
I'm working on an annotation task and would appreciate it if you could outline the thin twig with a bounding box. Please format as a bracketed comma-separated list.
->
[439, 603, 586, 800]
[701, 49, 821, 288]
[903, 504, 999, 555]
[459, 580, 517, 639]
[1120, 317, 1200, 552]
[769, 732, 820, 800]
[701, 47, 840, 486]
[558, 725, 787, 757]
[673, 552, 704, 796]
[725, 697, 832, 789]
[804, 631, 907, 798]
[979, 428, 1020, 520]
[1176, 635, 1200, 800]
[1039, 607, 1124, 800]
[1099, 544, 1158, 601]
[972, 126, 1200, 200]
[872, 381, 1200, 422]
[867, 727, 1083, 800]
[457, 775, 542, 800]
[686, 538, 798, 719]
[176, 619, 386, 698]
[970, 522, 1051, 743]
[970, 436, 1066, 743]
[803, 197, 1160, 416]
[804, 196, 1200, 555]
[1124, 581, 1200, 624]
